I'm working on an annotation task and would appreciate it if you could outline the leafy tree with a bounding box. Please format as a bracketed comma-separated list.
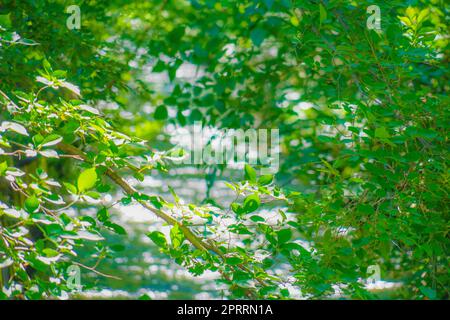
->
[0, 0, 448, 299]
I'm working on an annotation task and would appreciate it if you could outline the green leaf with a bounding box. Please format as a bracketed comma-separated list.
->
[43, 59, 52, 73]
[170, 224, 184, 249]
[3, 209, 21, 218]
[280, 288, 290, 297]
[63, 182, 77, 194]
[149, 196, 163, 209]
[77, 167, 98, 193]
[120, 196, 132, 205]
[231, 203, 243, 214]
[319, 4, 327, 24]
[154, 105, 168, 120]
[42, 248, 59, 257]
[277, 229, 292, 244]
[0, 161, 7, 176]
[110, 244, 126, 252]
[250, 215, 265, 222]
[0, 258, 13, 269]
[24, 195, 40, 213]
[168, 186, 180, 203]
[97, 207, 109, 222]
[147, 231, 167, 248]
[85, 191, 101, 199]
[250, 28, 266, 47]
[41, 134, 63, 147]
[0, 121, 28, 136]
[375, 127, 390, 139]
[32, 134, 44, 146]
[419, 286, 437, 299]
[152, 60, 166, 72]
[226, 256, 243, 265]
[189, 109, 202, 121]
[263, 0, 274, 9]
[59, 80, 80, 96]
[258, 174, 273, 185]
[242, 193, 260, 214]
[244, 164, 257, 183]
[78, 104, 100, 115]
[104, 222, 127, 235]
[75, 230, 104, 241]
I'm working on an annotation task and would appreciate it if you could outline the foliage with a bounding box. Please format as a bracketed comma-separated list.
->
[0, 0, 448, 299]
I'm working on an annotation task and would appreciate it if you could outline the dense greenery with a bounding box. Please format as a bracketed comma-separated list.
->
[0, 0, 448, 299]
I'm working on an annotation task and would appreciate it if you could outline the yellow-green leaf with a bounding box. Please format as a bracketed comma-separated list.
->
[77, 167, 98, 192]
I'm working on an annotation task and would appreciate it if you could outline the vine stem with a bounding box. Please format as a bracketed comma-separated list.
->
[72, 262, 121, 280]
